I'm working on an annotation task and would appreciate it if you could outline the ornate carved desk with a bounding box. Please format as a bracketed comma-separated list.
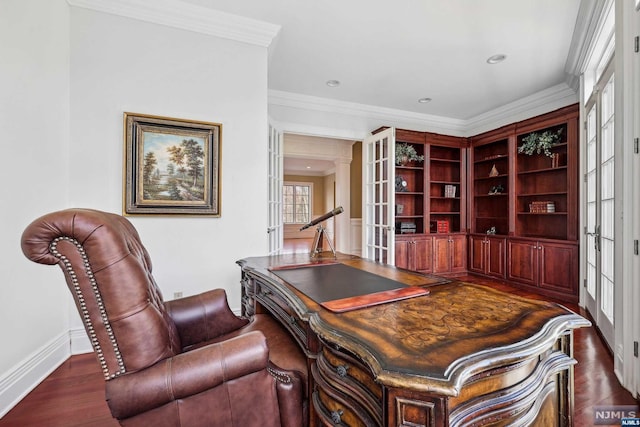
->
[237, 254, 590, 427]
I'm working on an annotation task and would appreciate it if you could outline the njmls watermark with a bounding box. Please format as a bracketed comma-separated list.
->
[594, 405, 639, 425]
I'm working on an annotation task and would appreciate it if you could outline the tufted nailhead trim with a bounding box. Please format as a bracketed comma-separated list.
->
[267, 366, 292, 384]
[50, 237, 126, 380]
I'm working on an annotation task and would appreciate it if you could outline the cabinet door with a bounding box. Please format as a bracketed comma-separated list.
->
[413, 237, 433, 273]
[507, 239, 538, 286]
[539, 242, 578, 294]
[486, 237, 506, 278]
[395, 238, 411, 270]
[432, 235, 451, 273]
[449, 235, 467, 273]
[468, 235, 486, 273]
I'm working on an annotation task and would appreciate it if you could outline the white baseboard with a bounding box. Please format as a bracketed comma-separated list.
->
[350, 218, 362, 256]
[70, 327, 93, 355]
[0, 332, 70, 418]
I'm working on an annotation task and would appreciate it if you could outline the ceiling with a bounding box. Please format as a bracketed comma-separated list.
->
[183, 0, 584, 175]
[283, 157, 336, 176]
[184, 0, 582, 120]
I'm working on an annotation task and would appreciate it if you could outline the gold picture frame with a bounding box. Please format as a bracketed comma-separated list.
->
[123, 112, 221, 216]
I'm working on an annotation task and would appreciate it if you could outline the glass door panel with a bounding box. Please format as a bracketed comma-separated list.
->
[600, 74, 615, 327]
[363, 128, 395, 265]
[584, 68, 615, 349]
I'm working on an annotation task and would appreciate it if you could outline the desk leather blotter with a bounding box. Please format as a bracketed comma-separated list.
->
[270, 263, 429, 312]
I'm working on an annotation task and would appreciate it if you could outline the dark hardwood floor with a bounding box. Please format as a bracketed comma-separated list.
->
[1, 239, 637, 426]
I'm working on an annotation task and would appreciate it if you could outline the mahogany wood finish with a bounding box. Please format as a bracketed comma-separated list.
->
[0, 270, 636, 426]
[238, 253, 590, 427]
[395, 234, 433, 273]
[469, 125, 514, 236]
[468, 234, 506, 278]
[507, 238, 579, 301]
[432, 234, 466, 274]
[387, 127, 468, 276]
[428, 143, 466, 234]
[388, 105, 580, 301]
[467, 104, 579, 303]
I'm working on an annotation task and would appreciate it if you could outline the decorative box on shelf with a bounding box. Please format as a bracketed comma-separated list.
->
[443, 184, 457, 198]
[529, 201, 555, 213]
[430, 220, 449, 233]
[398, 222, 417, 234]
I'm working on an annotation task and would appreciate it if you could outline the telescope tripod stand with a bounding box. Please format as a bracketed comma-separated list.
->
[310, 224, 336, 258]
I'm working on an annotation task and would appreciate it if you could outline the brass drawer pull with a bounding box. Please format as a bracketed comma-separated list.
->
[331, 409, 343, 424]
[336, 364, 349, 378]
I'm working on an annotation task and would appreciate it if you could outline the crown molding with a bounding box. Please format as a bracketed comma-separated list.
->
[564, 0, 613, 93]
[463, 83, 578, 136]
[269, 90, 468, 136]
[270, 83, 578, 139]
[66, 0, 281, 47]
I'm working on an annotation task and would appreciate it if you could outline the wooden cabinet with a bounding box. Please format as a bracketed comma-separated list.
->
[392, 130, 466, 236]
[468, 234, 506, 279]
[469, 126, 513, 236]
[507, 238, 579, 302]
[373, 105, 579, 301]
[373, 128, 467, 274]
[433, 234, 466, 274]
[395, 233, 466, 276]
[427, 140, 466, 234]
[395, 234, 432, 273]
[515, 105, 579, 241]
[394, 129, 427, 234]
[467, 105, 579, 302]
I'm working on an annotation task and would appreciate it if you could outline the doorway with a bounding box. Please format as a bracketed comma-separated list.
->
[584, 60, 615, 350]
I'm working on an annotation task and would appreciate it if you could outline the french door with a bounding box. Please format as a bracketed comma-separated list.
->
[267, 124, 283, 255]
[362, 127, 395, 265]
[584, 63, 615, 348]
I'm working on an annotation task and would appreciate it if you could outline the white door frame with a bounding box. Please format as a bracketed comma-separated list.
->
[267, 124, 284, 255]
[362, 127, 395, 265]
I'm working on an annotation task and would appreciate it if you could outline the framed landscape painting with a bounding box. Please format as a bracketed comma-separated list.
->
[123, 113, 221, 216]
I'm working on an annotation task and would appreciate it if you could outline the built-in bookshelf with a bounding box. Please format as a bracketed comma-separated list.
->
[471, 137, 510, 235]
[428, 145, 462, 233]
[395, 140, 426, 234]
[516, 122, 570, 240]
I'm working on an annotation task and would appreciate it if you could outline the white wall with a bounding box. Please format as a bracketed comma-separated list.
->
[0, 0, 72, 415]
[0, 1, 270, 416]
[67, 7, 269, 313]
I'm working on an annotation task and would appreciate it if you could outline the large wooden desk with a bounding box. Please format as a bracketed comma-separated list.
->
[237, 253, 590, 427]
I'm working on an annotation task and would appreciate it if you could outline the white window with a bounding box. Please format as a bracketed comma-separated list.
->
[283, 182, 312, 224]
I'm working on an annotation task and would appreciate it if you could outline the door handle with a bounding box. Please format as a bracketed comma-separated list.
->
[587, 225, 601, 251]
[267, 226, 276, 234]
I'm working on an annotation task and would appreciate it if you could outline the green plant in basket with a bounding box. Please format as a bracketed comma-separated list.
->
[395, 143, 424, 165]
[518, 129, 563, 158]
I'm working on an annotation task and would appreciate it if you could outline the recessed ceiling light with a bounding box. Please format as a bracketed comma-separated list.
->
[306, 166, 311, 169]
[418, 97, 432, 103]
[326, 80, 340, 87]
[487, 54, 507, 64]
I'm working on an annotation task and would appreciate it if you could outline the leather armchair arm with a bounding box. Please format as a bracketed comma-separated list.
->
[165, 288, 248, 348]
[105, 331, 269, 419]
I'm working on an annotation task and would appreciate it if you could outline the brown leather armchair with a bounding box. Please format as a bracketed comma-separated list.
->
[21, 208, 308, 427]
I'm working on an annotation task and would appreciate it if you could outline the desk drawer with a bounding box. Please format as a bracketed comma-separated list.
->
[312, 365, 379, 427]
[240, 274, 255, 316]
[312, 344, 382, 426]
[448, 350, 574, 427]
[254, 279, 309, 350]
